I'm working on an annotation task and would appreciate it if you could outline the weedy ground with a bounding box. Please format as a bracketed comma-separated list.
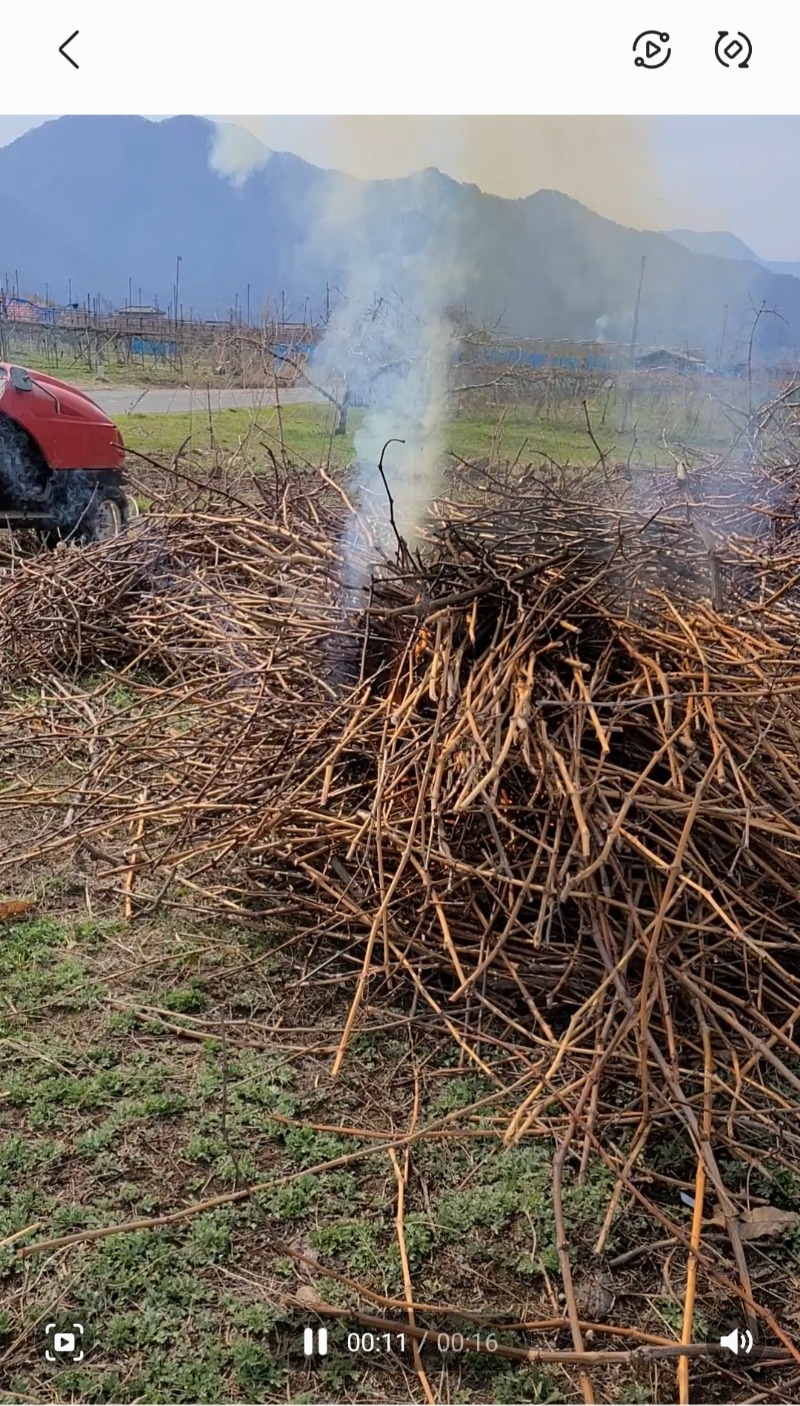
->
[114, 376, 747, 470]
[4, 885, 765, 1406]
[2, 387, 799, 1405]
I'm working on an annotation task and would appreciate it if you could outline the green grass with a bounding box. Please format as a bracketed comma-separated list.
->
[118, 402, 354, 461]
[1, 908, 640, 1403]
[115, 379, 746, 471]
[445, 381, 742, 467]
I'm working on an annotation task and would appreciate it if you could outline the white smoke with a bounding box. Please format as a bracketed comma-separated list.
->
[207, 121, 466, 598]
[307, 165, 464, 599]
[594, 314, 610, 343]
[210, 122, 271, 186]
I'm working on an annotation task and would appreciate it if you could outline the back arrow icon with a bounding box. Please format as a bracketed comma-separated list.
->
[59, 31, 79, 68]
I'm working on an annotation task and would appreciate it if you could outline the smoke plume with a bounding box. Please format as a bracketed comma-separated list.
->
[210, 122, 271, 186]
[210, 118, 468, 597]
[307, 164, 464, 579]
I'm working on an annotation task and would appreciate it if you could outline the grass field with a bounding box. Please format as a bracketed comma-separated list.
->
[1, 895, 646, 1405]
[2, 386, 795, 1405]
[115, 379, 745, 474]
[4, 868, 754, 1405]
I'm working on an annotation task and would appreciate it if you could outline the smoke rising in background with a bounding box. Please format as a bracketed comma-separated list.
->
[208, 117, 672, 579]
[211, 116, 732, 250]
[207, 117, 665, 583]
[212, 120, 470, 593]
[306, 163, 465, 560]
[312, 287, 455, 589]
[209, 122, 271, 186]
[207, 115, 785, 590]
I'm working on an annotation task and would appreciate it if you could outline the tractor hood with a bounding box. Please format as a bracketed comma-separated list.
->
[0, 362, 126, 471]
[0, 362, 117, 427]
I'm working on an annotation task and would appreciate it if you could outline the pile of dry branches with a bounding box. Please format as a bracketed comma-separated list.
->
[2, 454, 800, 1372]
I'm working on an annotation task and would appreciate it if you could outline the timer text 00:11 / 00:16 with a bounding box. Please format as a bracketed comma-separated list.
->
[346, 1330, 500, 1354]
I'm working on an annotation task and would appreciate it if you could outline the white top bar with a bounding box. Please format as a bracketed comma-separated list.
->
[0, 5, 787, 114]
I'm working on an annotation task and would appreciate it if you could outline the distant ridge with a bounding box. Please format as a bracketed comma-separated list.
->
[0, 115, 799, 358]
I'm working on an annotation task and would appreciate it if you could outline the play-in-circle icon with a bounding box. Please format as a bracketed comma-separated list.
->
[633, 30, 672, 68]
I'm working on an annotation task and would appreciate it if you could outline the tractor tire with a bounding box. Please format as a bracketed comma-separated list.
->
[89, 486, 130, 543]
[37, 477, 134, 548]
[0, 412, 50, 511]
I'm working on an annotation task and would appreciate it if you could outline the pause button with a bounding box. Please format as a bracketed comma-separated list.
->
[303, 1327, 328, 1356]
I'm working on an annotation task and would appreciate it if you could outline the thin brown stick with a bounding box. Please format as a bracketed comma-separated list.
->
[553, 1120, 596, 1405]
[679, 1009, 714, 1404]
[122, 787, 147, 919]
[388, 1066, 434, 1405]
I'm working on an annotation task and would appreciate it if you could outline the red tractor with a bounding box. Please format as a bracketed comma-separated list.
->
[0, 362, 136, 545]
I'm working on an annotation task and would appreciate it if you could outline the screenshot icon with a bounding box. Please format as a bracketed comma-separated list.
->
[44, 1321, 85, 1364]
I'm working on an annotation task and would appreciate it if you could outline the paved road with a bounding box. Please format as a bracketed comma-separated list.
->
[85, 385, 322, 417]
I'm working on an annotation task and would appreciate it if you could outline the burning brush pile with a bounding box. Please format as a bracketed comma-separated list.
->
[2, 455, 800, 1353]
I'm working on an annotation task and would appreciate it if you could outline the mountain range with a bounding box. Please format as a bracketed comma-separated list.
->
[1, 114, 799, 361]
[666, 229, 800, 284]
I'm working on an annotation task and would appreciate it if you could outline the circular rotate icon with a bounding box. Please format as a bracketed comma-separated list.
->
[715, 31, 752, 67]
[633, 31, 672, 69]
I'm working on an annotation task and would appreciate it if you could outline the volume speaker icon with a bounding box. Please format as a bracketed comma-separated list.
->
[719, 1327, 754, 1356]
[303, 1327, 329, 1356]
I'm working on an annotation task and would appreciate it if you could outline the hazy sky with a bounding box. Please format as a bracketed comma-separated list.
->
[2, 115, 799, 261]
